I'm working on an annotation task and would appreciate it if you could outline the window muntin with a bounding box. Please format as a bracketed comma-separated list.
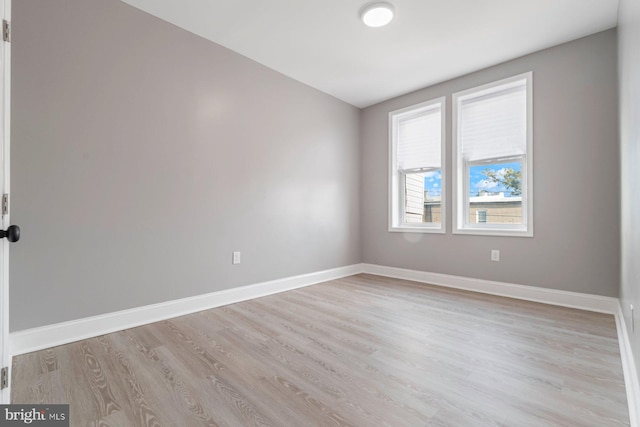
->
[453, 73, 533, 236]
[389, 98, 445, 232]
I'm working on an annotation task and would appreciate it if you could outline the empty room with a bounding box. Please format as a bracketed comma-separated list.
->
[0, 0, 638, 425]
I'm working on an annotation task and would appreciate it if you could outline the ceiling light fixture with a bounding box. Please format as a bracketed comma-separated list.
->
[360, 2, 395, 28]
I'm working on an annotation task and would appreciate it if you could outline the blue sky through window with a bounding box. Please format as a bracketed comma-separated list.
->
[423, 170, 442, 196]
[419, 162, 522, 197]
[468, 161, 521, 196]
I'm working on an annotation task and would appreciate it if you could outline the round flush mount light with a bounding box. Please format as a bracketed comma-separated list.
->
[360, 2, 395, 28]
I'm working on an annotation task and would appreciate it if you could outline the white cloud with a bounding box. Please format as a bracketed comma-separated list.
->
[472, 167, 512, 191]
[474, 179, 499, 190]
[424, 171, 441, 180]
[494, 168, 508, 179]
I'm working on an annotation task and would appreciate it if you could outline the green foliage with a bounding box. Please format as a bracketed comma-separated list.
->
[481, 168, 522, 196]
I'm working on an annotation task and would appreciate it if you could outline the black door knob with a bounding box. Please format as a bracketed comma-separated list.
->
[0, 225, 20, 242]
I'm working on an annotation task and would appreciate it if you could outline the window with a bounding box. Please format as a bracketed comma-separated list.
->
[476, 210, 487, 223]
[389, 97, 445, 233]
[453, 73, 533, 236]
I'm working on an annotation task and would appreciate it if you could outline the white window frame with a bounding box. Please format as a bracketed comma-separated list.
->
[389, 97, 446, 233]
[452, 72, 533, 237]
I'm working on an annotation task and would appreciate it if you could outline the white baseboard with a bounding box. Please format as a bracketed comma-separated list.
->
[362, 263, 620, 314]
[361, 263, 637, 426]
[616, 303, 640, 427]
[11, 263, 621, 355]
[9, 264, 363, 356]
[10, 262, 637, 426]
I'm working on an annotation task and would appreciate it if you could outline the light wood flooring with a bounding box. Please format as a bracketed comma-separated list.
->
[12, 274, 630, 426]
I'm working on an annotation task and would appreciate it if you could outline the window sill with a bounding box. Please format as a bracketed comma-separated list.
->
[389, 225, 445, 234]
[453, 226, 533, 237]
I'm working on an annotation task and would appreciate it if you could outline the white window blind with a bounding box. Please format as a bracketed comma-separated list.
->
[396, 106, 442, 172]
[458, 79, 527, 162]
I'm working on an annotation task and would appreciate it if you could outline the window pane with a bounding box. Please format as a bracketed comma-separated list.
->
[468, 161, 522, 224]
[404, 170, 441, 224]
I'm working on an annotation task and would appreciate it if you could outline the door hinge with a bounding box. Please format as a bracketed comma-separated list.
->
[1, 367, 7, 389]
[2, 20, 9, 43]
[2, 194, 8, 216]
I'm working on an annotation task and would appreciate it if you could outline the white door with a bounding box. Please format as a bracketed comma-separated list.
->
[0, 0, 11, 405]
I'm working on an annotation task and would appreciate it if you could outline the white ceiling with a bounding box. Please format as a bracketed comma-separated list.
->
[121, 0, 619, 108]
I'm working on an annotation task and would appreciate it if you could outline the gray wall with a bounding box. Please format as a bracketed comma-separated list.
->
[9, 1, 622, 334]
[360, 30, 620, 297]
[10, 0, 361, 331]
[618, 0, 640, 383]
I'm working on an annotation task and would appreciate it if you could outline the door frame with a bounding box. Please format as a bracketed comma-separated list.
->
[0, 0, 11, 405]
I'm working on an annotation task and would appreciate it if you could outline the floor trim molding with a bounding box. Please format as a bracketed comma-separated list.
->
[11, 263, 622, 354]
[10, 262, 638, 426]
[616, 303, 640, 427]
[9, 264, 362, 356]
[361, 263, 637, 426]
[361, 263, 620, 314]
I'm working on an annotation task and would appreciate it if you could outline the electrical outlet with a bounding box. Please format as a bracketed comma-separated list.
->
[491, 249, 500, 262]
[232, 251, 241, 265]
